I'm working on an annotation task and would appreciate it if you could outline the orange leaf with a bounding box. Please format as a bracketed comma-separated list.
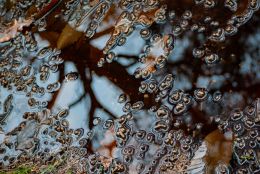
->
[57, 24, 83, 49]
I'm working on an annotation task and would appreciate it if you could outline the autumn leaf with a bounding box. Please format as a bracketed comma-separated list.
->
[204, 129, 233, 173]
[57, 24, 83, 49]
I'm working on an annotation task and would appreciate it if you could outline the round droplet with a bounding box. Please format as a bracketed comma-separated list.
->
[118, 94, 127, 103]
[168, 10, 176, 19]
[205, 53, 220, 65]
[194, 88, 208, 102]
[103, 119, 114, 129]
[106, 51, 116, 63]
[231, 110, 243, 121]
[140, 28, 151, 39]
[65, 72, 79, 82]
[193, 48, 205, 58]
[182, 10, 192, 20]
[131, 101, 144, 111]
[213, 91, 222, 102]
[135, 130, 146, 140]
[172, 25, 182, 36]
[61, 119, 69, 128]
[173, 102, 187, 115]
[93, 117, 101, 126]
[168, 89, 183, 104]
[154, 120, 169, 132]
[182, 94, 193, 106]
[156, 105, 170, 118]
[139, 81, 148, 93]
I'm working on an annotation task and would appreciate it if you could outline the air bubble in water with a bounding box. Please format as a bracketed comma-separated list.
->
[118, 94, 127, 103]
[182, 10, 192, 20]
[224, 0, 238, 12]
[194, 0, 205, 5]
[106, 51, 116, 63]
[173, 102, 187, 115]
[225, 24, 238, 36]
[213, 91, 222, 102]
[194, 88, 208, 102]
[131, 101, 144, 111]
[193, 48, 205, 58]
[140, 28, 151, 39]
[204, 53, 220, 65]
[209, 28, 225, 42]
[93, 117, 101, 126]
[168, 10, 176, 19]
[65, 72, 79, 82]
[156, 105, 170, 118]
[204, 0, 216, 8]
[139, 81, 148, 93]
[172, 25, 182, 36]
[215, 163, 230, 174]
[103, 119, 114, 129]
[168, 89, 183, 104]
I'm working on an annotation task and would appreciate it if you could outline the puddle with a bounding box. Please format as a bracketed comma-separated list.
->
[0, 0, 259, 173]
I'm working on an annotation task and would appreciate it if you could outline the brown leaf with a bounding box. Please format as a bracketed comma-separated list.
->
[204, 129, 233, 173]
[39, 31, 60, 48]
[57, 24, 83, 49]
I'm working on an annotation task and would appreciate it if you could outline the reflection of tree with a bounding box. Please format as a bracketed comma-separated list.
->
[42, 8, 259, 137]
[1, 0, 258, 172]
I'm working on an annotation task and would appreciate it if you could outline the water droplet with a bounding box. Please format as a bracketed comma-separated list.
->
[103, 119, 114, 129]
[194, 88, 208, 102]
[58, 109, 69, 118]
[168, 89, 183, 104]
[205, 53, 220, 65]
[118, 94, 127, 103]
[204, 0, 216, 8]
[131, 101, 144, 111]
[139, 81, 148, 93]
[93, 117, 101, 126]
[224, 0, 237, 12]
[154, 120, 169, 132]
[172, 25, 182, 36]
[135, 130, 146, 140]
[209, 28, 225, 42]
[168, 10, 176, 19]
[140, 28, 151, 39]
[65, 72, 79, 82]
[213, 91, 222, 102]
[173, 102, 187, 115]
[182, 10, 192, 20]
[156, 105, 170, 118]
[193, 48, 205, 58]
[106, 51, 116, 63]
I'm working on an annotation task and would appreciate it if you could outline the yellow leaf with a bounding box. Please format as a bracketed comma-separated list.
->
[57, 24, 83, 49]
[204, 129, 233, 173]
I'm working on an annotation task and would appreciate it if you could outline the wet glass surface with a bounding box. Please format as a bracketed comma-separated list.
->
[0, 0, 259, 173]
